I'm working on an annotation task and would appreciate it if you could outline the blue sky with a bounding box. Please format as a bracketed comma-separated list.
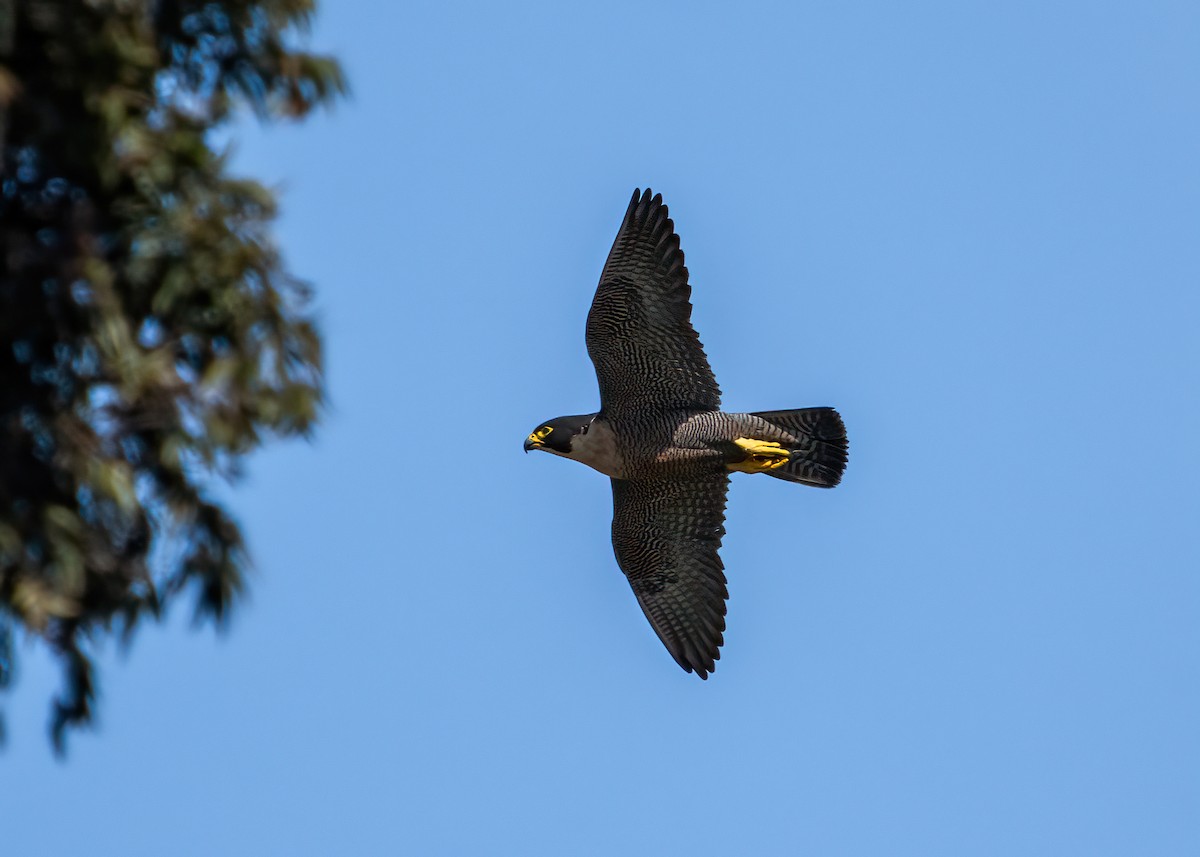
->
[5, 2, 1199, 854]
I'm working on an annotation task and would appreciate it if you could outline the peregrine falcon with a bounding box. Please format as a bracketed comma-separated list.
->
[524, 188, 847, 678]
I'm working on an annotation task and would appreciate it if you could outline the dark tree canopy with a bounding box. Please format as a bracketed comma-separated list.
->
[0, 0, 344, 750]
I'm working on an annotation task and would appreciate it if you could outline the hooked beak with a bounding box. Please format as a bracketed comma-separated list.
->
[524, 434, 542, 453]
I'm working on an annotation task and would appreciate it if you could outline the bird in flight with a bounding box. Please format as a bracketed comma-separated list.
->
[525, 188, 847, 678]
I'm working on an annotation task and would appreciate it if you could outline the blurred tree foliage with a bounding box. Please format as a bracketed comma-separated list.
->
[0, 0, 344, 751]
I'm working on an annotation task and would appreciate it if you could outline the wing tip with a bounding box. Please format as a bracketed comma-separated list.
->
[627, 186, 666, 222]
[616, 187, 685, 281]
[628, 186, 643, 214]
[680, 656, 717, 681]
[671, 632, 723, 681]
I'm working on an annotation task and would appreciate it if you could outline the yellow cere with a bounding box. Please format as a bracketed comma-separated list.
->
[527, 425, 553, 445]
[727, 437, 790, 473]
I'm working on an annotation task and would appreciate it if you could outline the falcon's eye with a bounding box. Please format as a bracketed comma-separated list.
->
[535, 426, 553, 440]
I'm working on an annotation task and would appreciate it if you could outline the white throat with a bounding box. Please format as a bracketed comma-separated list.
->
[568, 419, 624, 478]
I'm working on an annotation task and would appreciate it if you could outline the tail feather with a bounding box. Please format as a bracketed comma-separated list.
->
[751, 407, 848, 487]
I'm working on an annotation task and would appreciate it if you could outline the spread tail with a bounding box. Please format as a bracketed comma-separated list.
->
[751, 407, 848, 487]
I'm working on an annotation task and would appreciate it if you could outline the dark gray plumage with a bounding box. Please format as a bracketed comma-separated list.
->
[525, 188, 847, 678]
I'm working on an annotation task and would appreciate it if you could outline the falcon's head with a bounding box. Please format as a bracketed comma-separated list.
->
[523, 414, 595, 458]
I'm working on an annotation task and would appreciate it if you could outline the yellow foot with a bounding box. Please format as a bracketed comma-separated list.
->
[727, 438, 791, 473]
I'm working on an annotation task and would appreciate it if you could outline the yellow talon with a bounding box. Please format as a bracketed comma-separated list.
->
[727, 437, 790, 472]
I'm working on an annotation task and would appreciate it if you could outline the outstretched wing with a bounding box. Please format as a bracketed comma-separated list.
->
[586, 189, 721, 421]
[610, 473, 730, 678]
